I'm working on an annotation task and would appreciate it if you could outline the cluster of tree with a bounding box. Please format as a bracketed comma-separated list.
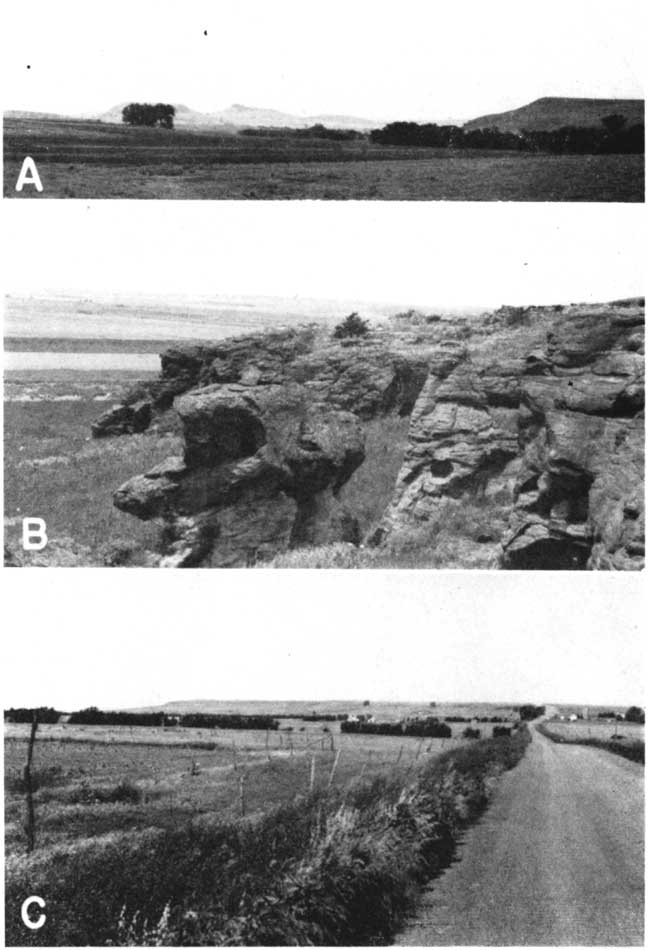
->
[240, 124, 362, 141]
[493, 725, 513, 737]
[341, 718, 452, 738]
[5, 707, 61, 724]
[333, 312, 370, 339]
[370, 116, 644, 155]
[122, 103, 175, 129]
[625, 706, 645, 724]
[518, 704, 546, 721]
[180, 713, 279, 730]
[597, 710, 624, 720]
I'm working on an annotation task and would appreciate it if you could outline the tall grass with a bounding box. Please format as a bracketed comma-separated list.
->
[5, 729, 530, 946]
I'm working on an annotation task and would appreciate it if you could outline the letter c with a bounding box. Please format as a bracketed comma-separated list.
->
[21, 896, 46, 930]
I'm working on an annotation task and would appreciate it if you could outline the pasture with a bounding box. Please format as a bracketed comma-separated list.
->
[4, 117, 643, 200]
[4, 709, 514, 857]
[545, 718, 644, 744]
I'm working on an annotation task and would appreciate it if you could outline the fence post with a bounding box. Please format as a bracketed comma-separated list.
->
[309, 754, 316, 793]
[232, 742, 238, 772]
[327, 748, 341, 790]
[239, 773, 246, 817]
[395, 745, 404, 764]
[23, 713, 38, 853]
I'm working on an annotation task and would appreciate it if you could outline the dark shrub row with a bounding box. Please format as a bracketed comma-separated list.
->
[67, 708, 168, 727]
[370, 119, 644, 154]
[179, 713, 279, 731]
[5, 728, 530, 946]
[300, 714, 349, 722]
[341, 718, 452, 738]
[5, 707, 62, 724]
[240, 124, 363, 141]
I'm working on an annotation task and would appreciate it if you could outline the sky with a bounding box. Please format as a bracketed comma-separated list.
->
[3, 0, 645, 120]
[2, 572, 645, 710]
[3, 202, 645, 310]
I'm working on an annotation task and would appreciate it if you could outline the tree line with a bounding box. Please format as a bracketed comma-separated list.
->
[370, 115, 643, 155]
[341, 718, 453, 738]
[4, 706, 279, 730]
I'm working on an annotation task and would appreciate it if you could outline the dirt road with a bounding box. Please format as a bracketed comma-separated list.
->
[396, 727, 644, 945]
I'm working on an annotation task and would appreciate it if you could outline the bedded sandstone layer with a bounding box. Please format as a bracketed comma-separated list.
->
[104, 301, 644, 569]
[373, 302, 644, 570]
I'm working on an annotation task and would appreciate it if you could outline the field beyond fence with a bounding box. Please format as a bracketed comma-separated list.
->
[5, 724, 530, 946]
[536, 721, 644, 764]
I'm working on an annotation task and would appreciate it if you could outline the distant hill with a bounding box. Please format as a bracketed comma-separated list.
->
[464, 97, 644, 133]
[93, 102, 383, 131]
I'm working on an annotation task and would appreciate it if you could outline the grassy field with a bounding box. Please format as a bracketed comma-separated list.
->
[5, 716, 530, 945]
[4, 117, 643, 200]
[543, 719, 644, 743]
[4, 715, 507, 857]
[4, 371, 179, 564]
[537, 719, 644, 764]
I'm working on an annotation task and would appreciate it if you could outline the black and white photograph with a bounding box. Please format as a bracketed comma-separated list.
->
[1, 0, 646, 945]
[3, 0, 645, 201]
[3, 204, 645, 570]
[2, 575, 644, 945]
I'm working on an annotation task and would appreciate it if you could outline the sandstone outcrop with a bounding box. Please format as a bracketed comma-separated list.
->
[110, 326, 435, 565]
[107, 301, 644, 569]
[373, 301, 644, 570]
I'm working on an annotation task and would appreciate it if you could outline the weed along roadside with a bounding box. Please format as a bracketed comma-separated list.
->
[4, 726, 531, 946]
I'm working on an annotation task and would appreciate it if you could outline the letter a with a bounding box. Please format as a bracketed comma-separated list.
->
[15, 156, 43, 192]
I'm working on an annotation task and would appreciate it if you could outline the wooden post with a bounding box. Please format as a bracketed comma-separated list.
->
[415, 738, 425, 760]
[327, 749, 341, 790]
[395, 745, 404, 764]
[232, 742, 238, 772]
[265, 729, 270, 761]
[23, 713, 38, 853]
[239, 773, 246, 817]
[309, 754, 316, 793]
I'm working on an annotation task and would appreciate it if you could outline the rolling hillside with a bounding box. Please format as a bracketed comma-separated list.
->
[464, 97, 644, 132]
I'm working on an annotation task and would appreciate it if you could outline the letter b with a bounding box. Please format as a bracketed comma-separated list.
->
[22, 518, 48, 551]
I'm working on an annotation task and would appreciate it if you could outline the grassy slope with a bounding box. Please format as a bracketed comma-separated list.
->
[5, 727, 530, 946]
[4, 391, 181, 563]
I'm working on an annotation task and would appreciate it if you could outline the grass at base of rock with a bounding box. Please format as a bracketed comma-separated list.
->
[263, 492, 512, 568]
[4, 394, 182, 564]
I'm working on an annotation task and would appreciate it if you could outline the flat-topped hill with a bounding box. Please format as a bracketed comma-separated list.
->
[464, 97, 644, 133]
